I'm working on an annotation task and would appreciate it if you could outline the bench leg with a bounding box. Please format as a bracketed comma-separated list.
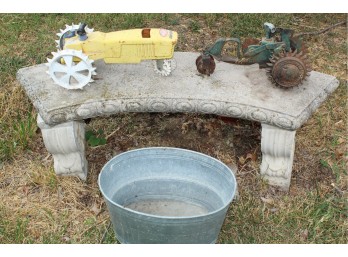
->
[260, 124, 296, 191]
[37, 114, 88, 180]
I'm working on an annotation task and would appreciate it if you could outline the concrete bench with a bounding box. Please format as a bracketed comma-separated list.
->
[16, 52, 339, 191]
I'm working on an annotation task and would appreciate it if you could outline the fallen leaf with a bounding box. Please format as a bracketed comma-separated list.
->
[91, 202, 101, 216]
[181, 122, 191, 134]
[238, 156, 246, 165]
[337, 137, 345, 145]
[246, 152, 257, 162]
[22, 186, 30, 196]
[335, 145, 346, 157]
[300, 229, 308, 240]
[269, 208, 278, 213]
[62, 236, 70, 242]
[261, 197, 274, 205]
[227, 163, 238, 174]
[334, 120, 344, 128]
[57, 186, 64, 200]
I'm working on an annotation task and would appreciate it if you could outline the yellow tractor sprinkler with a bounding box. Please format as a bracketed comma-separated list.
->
[46, 22, 178, 90]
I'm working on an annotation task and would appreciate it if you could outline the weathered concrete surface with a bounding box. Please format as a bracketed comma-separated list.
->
[260, 124, 296, 190]
[37, 115, 87, 180]
[17, 51, 340, 191]
[17, 52, 339, 130]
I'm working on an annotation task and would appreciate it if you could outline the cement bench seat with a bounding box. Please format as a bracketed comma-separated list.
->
[16, 52, 339, 191]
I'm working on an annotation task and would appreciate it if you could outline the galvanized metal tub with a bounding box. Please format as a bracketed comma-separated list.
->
[98, 147, 237, 244]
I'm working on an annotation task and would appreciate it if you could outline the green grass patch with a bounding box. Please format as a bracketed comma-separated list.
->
[86, 129, 107, 147]
[0, 207, 32, 243]
[219, 189, 347, 243]
[0, 108, 37, 162]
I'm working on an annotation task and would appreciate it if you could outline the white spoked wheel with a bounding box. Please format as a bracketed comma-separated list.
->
[153, 59, 177, 76]
[46, 49, 97, 90]
[56, 23, 94, 49]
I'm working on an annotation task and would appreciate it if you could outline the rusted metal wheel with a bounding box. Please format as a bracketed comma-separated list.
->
[196, 54, 216, 76]
[267, 50, 311, 88]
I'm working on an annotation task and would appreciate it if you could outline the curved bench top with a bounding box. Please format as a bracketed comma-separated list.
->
[17, 52, 339, 130]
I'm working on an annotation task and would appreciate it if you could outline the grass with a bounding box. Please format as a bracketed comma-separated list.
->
[220, 187, 347, 243]
[0, 13, 347, 244]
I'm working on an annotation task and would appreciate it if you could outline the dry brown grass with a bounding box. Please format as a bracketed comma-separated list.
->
[0, 155, 111, 243]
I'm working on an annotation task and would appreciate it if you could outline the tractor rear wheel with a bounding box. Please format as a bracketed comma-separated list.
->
[46, 49, 97, 90]
[267, 50, 311, 88]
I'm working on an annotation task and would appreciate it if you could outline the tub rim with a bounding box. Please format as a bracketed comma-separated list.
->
[98, 147, 237, 220]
